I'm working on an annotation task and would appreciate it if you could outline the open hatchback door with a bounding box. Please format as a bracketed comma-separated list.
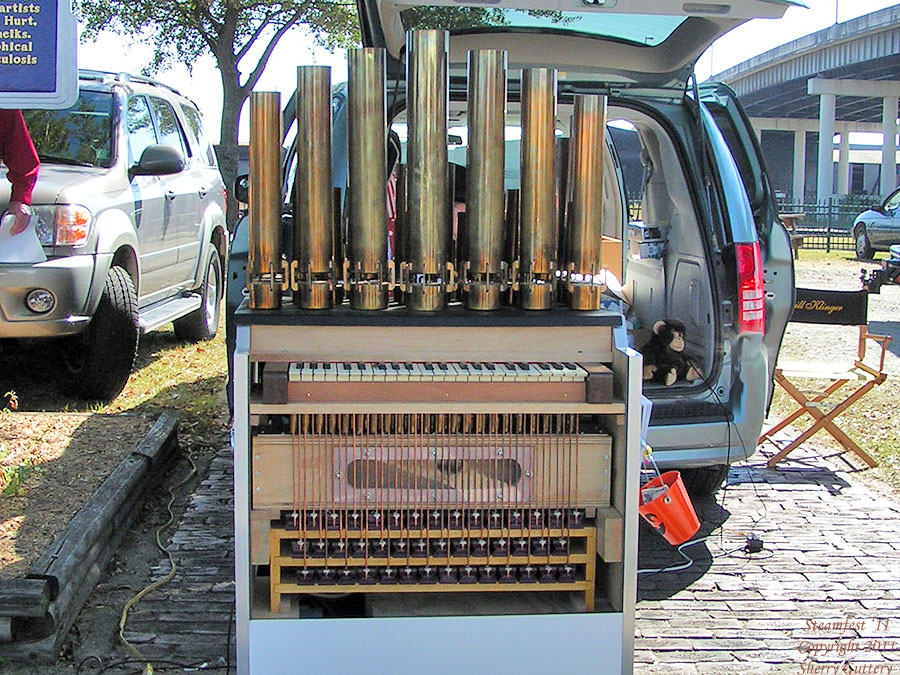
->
[358, 0, 800, 96]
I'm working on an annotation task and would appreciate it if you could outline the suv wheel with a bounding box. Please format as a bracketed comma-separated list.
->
[679, 465, 729, 498]
[855, 226, 874, 260]
[174, 248, 222, 341]
[69, 266, 139, 401]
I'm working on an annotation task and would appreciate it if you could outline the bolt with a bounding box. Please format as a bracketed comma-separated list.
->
[525, 470, 533, 478]
[497, 449, 504, 457]
[335, 471, 342, 479]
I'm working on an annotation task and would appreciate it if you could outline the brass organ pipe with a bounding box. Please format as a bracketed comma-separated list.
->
[518, 68, 557, 310]
[406, 29, 450, 312]
[248, 91, 283, 309]
[348, 48, 389, 310]
[465, 49, 507, 311]
[294, 65, 333, 309]
[567, 94, 608, 310]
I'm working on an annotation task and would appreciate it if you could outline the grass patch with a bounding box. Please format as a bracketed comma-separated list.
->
[0, 318, 228, 525]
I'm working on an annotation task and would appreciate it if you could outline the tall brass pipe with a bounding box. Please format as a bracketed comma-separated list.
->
[406, 29, 450, 312]
[567, 94, 608, 310]
[348, 48, 389, 310]
[518, 68, 557, 310]
[465, 49, 507, 311]
[294, 65, 333, 309]
[248, 91, 283, 309]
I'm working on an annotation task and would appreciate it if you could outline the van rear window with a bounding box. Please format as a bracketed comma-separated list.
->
[399, 7, 685, 47]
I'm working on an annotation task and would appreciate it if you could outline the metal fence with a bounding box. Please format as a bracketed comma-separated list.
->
[627, 198, 874, 252]
[775, 201, 870, 252]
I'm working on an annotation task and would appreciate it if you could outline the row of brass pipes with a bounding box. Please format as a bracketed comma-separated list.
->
[248, 29, 607, 313]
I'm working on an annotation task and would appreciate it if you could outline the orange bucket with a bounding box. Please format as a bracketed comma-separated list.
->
[638, 471, 700, 546]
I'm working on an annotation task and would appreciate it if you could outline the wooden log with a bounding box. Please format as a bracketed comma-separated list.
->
[1, 412, 179, 662]
[0, 579, 51, 618]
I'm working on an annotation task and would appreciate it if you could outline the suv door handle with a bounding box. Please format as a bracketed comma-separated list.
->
[198, 186, 209, 198]
[165, 190, 176, 201]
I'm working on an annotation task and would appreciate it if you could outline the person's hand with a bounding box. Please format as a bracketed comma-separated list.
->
[7, 202, 32, 235]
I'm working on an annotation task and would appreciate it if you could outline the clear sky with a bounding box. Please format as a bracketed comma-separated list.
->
[76, 0, 899, 144]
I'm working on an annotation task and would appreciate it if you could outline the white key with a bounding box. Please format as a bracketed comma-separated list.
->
[524, 362, 544, 382]
[430, 362, 448, 381]
[323, 362, 338, 382]
[481, 363, 500, 382]
[384, 362, 399, 382]
[548, 362, 566, 382]
[444, 363, 463, 382]
[372, 363, 387, 382]
[359, 362, 375, 381]
[535, 362, 554, 382]
[455, 362, 471, 382]
[348, 362, 363, 382]
[498, 363, 518, 380]
[335, 362, 351, 381]
[288, 363, 302, 382]
[421, 362, 437, 381]
[312, 362, 325, 382]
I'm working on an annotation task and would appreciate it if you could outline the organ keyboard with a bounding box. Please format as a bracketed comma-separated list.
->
[262, 360, 613, 404]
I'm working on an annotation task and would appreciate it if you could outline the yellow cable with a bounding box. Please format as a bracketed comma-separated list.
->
[118, 447, 198, 672]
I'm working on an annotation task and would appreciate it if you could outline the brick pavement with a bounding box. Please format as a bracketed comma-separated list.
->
[637, 442, 900, 674]
[113, 439, 900, 674]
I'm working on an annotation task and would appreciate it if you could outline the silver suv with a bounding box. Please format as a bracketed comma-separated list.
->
[0, 71, 227, 400]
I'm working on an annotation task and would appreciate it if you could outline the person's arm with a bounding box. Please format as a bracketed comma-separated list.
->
[0, 110, 40, 234]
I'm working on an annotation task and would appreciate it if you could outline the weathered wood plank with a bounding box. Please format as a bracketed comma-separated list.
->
[0, 579, 51, 618]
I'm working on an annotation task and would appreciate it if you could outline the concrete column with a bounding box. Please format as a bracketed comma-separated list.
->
[837, 132, 850, 196]
[792, 129, 806, 203]
[881, 96, 898, 197]
[816, 93, 836, 203]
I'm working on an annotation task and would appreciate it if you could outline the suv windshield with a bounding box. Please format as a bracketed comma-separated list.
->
[23, 90, 115, 169]
[399, 7, 685, 46]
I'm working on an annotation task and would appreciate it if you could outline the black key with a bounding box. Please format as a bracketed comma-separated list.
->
[563, 362, 578, 370]
[438, 362, 449, 371]
[472, 363, 483, 371]
[376, 363, 387, 371]
[538, 362, 551, 371]
[484, 363, 496, 371]
[458, 362, 470, 372]
[424, 363, 435, 371]
[517, 362, 529, 371]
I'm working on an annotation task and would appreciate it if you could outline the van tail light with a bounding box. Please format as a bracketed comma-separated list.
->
[736, 241, 765, 334]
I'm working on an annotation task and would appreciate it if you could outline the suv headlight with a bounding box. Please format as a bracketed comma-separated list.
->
[32, 204, 93, 247]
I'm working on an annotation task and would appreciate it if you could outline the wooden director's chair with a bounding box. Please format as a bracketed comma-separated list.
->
[760, 288, 892, 468]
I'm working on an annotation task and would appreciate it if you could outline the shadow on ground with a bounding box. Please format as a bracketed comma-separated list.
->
[0, 329, 215, 413]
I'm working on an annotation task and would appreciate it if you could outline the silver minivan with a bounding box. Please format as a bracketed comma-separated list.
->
[228, 0, 796, 493]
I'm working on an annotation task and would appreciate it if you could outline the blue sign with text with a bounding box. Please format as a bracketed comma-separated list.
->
[0, 0, 75, 108]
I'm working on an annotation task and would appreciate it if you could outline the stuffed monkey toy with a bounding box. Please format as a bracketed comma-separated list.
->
[640, 319, 702, 386]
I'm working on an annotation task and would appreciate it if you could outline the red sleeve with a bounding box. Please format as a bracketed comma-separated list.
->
[0, 109, 40, 205]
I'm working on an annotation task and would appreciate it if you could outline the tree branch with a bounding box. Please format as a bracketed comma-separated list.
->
[240, 10, 303, 94]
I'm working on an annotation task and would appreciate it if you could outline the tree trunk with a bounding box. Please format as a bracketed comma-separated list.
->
[218, 68, 245, 232]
